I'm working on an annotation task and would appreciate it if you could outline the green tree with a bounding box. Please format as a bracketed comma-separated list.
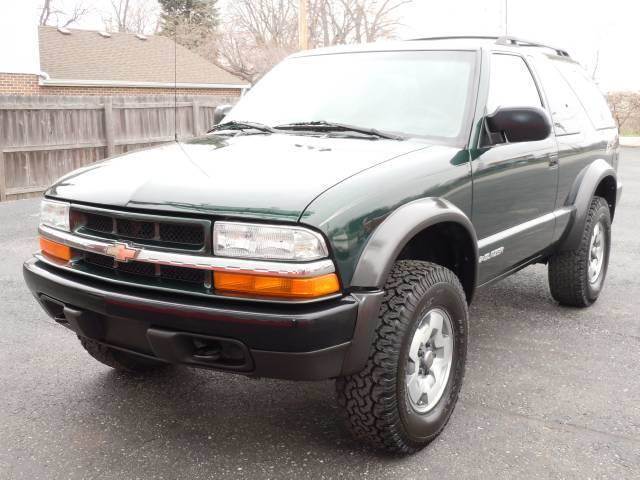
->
[159, 0, 219, 48]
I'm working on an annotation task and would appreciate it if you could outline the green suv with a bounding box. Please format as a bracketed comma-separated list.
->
[24, 36, 622, 453]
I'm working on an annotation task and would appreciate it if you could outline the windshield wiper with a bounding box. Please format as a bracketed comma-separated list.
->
[207, 120, 277, 134]
[274, 121, 405, 140]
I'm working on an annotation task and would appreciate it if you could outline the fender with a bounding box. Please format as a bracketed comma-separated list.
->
[341, 197, 478, 376]
[351, 197, 478, 292]
[558, 159, 618, 252]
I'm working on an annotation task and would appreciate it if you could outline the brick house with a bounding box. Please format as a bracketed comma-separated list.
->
[0, 26, 249, 97]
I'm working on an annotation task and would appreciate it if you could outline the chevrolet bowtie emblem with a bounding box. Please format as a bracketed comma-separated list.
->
[105, 242, 140, 263]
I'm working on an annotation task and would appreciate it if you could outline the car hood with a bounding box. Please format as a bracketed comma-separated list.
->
[47, 134, 428, 222]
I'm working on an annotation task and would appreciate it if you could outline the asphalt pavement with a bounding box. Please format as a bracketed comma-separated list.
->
[1, 149, 639, 479]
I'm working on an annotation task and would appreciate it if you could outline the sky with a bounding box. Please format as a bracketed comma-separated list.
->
[27, 0, 640, 92]
[397, 0, 640, 91]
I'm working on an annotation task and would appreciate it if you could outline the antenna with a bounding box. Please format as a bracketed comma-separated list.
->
[173, 16, 178, 142]
[504, 0, 508, 36]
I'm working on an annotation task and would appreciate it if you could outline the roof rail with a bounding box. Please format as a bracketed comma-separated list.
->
[408, 35, 571, 58]
[409, 35, 500, 42]
[495, 36, 570, 57]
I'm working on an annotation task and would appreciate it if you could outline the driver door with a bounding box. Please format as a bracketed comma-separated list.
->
[472, 53, 559, 284]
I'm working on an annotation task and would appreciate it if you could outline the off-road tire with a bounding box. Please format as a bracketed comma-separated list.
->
[336, 260, 468, 454]
[79, 336, 169, 372]
[548, 196, 611, 307]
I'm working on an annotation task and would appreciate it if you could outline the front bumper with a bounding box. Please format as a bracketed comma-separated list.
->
[617, 182, 623, 206]
[24, 258, 383, 380]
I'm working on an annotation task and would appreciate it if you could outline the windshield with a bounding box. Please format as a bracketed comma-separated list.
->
[226, 50, 478, 142]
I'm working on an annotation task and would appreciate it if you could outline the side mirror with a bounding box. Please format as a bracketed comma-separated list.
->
[486, 107, 551, 143]
[213, 104, 233, 125]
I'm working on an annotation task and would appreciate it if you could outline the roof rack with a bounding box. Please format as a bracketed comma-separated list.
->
[409, 35, 500, 42]
[495, 36, 570, 57]
[408, 35, 571, 58]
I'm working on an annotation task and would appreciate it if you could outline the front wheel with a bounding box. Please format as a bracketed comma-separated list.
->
[336, 260, 468, 454]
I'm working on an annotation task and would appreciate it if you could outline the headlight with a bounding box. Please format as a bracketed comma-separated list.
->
[213, 222, 328, 261]
[40, 199, 70, 232]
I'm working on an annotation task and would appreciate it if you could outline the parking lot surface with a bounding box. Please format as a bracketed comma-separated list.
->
[1, 149, 638, 479]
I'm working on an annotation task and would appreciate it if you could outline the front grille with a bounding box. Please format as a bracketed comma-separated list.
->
[117, 259, 156, 277]
[160, 223, 204, 245]
[69, 207, 212, 293]
[118, 218, 154, 240]
[161, 265, 206, 284]
[71, 209, 207, 251]
[86, 213, 113, 233]
[85, 251, 115, 269]
[82, 251, 207, 286]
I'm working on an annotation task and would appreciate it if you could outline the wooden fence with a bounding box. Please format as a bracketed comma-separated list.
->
[0, 94, 235, 201]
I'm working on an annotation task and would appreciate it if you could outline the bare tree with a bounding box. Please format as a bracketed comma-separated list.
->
[127, 0, 161, 33]
[39, 0, 89, 27]
[107, 0, 131, 32]
[227, 0, 297, 47]
[588, 49, 600, 81]
[39, 0, 53, 25]
[213, 0, 409, 83]
[213, 25, 293, 83]
[208, 0, 297, 83]
[307, 0, 410, 47]
[103, 0, 160, 34]
[608, 92, 640, 133]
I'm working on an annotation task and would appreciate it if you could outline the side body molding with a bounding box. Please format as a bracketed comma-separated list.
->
[350, 197, 478, 293]
[557, 159, 618, 252]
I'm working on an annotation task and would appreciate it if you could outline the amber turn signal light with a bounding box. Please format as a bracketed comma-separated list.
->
[40, 237, 72, 261]
[214, 272, 340, 299]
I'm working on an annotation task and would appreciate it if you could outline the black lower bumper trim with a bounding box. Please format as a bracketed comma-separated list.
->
[251, 343, 351, 380]
[23, 258, 378, 380]
[146, 328, 254, 372]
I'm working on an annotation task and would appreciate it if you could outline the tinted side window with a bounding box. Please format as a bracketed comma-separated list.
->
[552, 60, 616, 130]
[486, 54, 542, 113]
[533, 57, 586, 135]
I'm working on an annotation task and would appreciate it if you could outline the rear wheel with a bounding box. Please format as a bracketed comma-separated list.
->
[79, 336, 169, 373]
[548, 196, 611, 307]
[336, 260, 468, 454]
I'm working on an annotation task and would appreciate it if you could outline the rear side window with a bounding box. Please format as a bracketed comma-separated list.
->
[486, 54, 542, 113]
[533, 57, 586, 136]
[552, 60, 616, 130]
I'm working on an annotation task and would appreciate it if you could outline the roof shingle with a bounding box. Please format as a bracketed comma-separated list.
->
[38, 26, 246, 86]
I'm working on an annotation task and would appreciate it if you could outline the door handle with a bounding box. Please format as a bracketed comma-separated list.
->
[549, 154, 559, 167]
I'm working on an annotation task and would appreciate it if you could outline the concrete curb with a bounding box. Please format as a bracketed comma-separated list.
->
[620, 137, 640, 147]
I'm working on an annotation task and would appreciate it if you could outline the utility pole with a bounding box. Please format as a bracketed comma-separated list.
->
[298, 0, 309, 50]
